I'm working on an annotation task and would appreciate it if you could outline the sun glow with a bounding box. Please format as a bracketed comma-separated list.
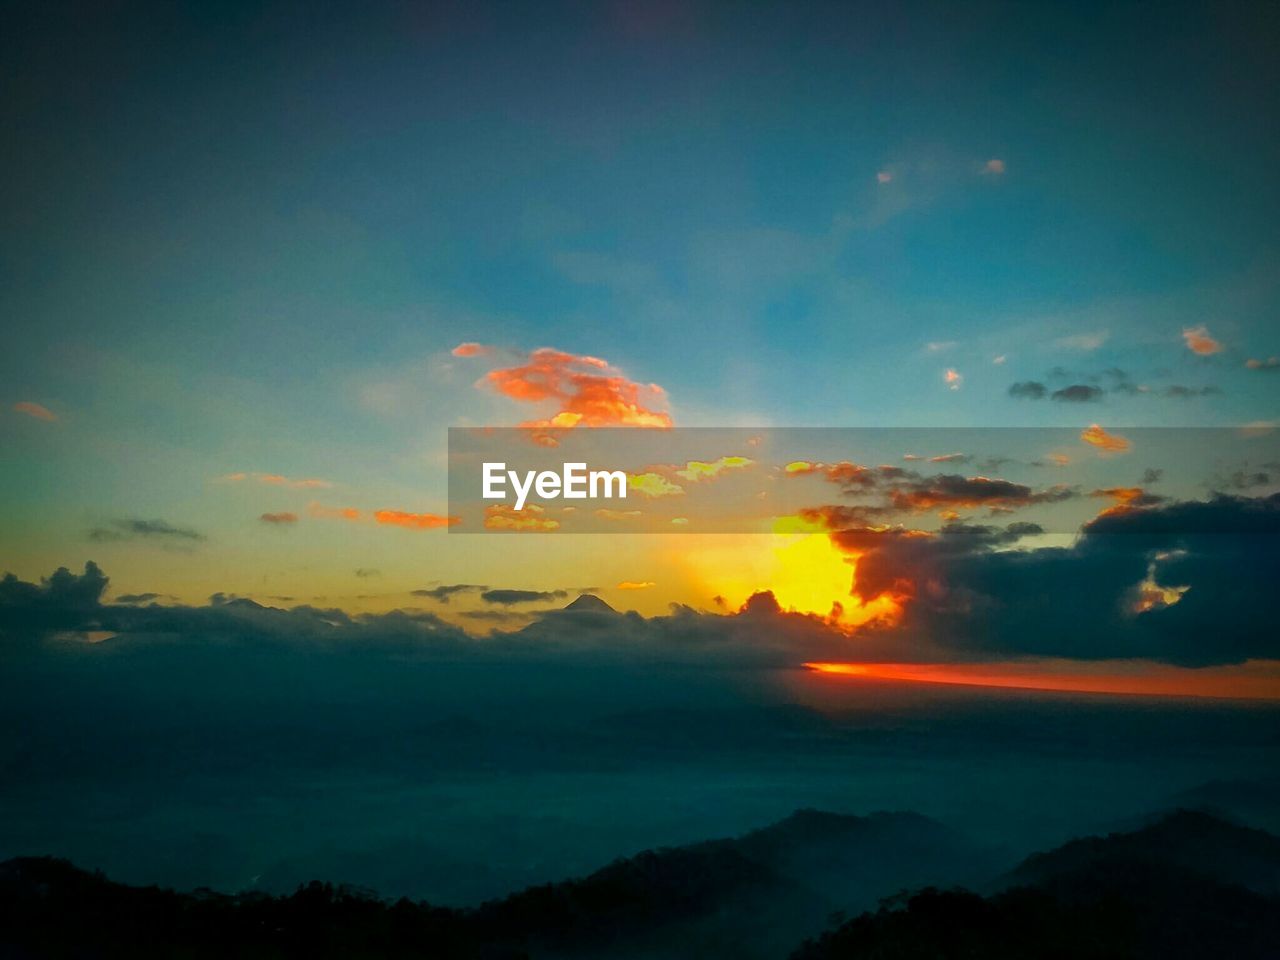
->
[674, 531, 900, 628]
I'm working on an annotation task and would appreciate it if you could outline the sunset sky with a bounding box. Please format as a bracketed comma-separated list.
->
[3, 1, 1280, 700]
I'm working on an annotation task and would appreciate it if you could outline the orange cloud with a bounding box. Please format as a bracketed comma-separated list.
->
[452, 342, 492, 357]
[482, 348, 672, 430]
[309, 503, 362, 521]
[375, 510, 459, 530]
[1182, 324, 1223, 355]
[1080, 424, 1131, 453]
[1246, 356, 1279, 370]
[983, 158, 1006, 175]
[617, 580, 655, 590]
[484, 503, 559, 531]
[944, 368, 962, 390]
[13, 401, 57, 422]
[259, 512, 298, 525]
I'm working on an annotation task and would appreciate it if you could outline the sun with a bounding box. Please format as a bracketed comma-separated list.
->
[672, 530, 900, 628]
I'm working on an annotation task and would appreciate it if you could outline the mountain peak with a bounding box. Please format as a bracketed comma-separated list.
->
[564, 593, 616, 613]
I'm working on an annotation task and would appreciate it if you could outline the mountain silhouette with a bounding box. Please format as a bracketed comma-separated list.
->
[2, 809, 1277, 959]
[563, 593, 616, 613]
[793, 810, 1280, 960]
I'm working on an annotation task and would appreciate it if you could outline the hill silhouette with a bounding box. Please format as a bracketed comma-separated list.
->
[563, 594, 616, 613]
[2, 809, 1277, 959]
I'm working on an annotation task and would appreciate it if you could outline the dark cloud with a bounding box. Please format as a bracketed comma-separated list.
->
[827, 493, 1280, 666]
[481, 589, 570, 606]
[259, 512, 298, 525]
[1142, 469, 1163, 485]
[1008, 381, 1047, 400]
[88, 519, 205, 543]
[354, 568, 380, 578]
[113, 592, 175, 604]
[1051, 384, 1103, 403]
[412, 584, 487, 603]
[1212, 470, 1272, 491]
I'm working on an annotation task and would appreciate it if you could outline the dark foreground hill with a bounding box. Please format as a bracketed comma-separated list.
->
[792, 809, 1280, 960]
[2, 809, 1277, 959]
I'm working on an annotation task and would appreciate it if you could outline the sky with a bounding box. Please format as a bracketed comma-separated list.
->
[2, 0, 1280, 693]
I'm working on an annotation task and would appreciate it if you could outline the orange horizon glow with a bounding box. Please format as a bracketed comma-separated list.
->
[804, 660, 1280, 701]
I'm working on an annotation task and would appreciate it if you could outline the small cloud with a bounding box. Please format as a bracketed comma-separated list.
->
[1080, 424, 1132, 453]
[1141, 468, 1163, 485]
[992, 354, 1007, 365]
[1055, 331, 1108, 351]
[354, 568, 380, 578]
[617, 580, 655, 590]
[1051, 384, 1103, 403]
[670, 517, 689, 525]
[480, 588, 569, 606]
[928, 453, 970, 463]
[628, 472, 684, 497]
[1245, 356, 1279, 371]
[259, 512, 298, 525]
[674, 456, 752, 482]
[944, 369, 963, 390]
[1164, 384, 1221, 398]
[595, 508, 643, 521]
[221, 472, 331, 489]
[983, 158, 1006, 175]
[876, 170, 893, 184]
[412, 583, 486, 602]
[374, 509, 460, 530]
[484, 503, 559, 531]
[13, 401, 57, 422]
[1008, 380, 1047, 400]
[926, 340, 957, 353]
[451, 342, 492, 357]
[89, 518, 205, 543]
[1182, 325, 1223, 356]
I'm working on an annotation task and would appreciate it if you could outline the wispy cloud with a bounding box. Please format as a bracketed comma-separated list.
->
[13, 401, 57, 422]
[944, 369, 963, 390]
[1246, 356, 1278, 371]
[219, 472, 331, 489]
[1080, 424, 1131, 453]
[1055, 331, 1108, 351]
[259, 512, 298, 525]
[88, 518, 205, 543]
[373, 510, 459, 530]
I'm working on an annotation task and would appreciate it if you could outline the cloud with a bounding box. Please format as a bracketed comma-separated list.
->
[259, 512, 298, 525]
[982, 158, 1006, 175]
[1182, 325, 1223, 356]
[13, 401, 57, 422]
[1051, 384, 1103, 403]
[927, 453, 970, 464]
[88, 519, 205, 543]
[818, 493, 1280, 665]
[595, 508, 642, 521]
[674, 456, 752, 482]
[354, 568, 380, 578]
[451, 342, 493, 357]
[480, 589, 570, 606]
[1246, 357, 1279, 371]
[992, 355, 1007, 365]
[925, 341, 957, 353]
[944, 369, 962, 390]
[113, 592, 173, 604]
[876, 170, 893, 184]
[628, 472, 684, 497]
[484, 504, 559, 531]
[374, 510, 459, 530]
[1008, 381, 1048, 400]
[412, 584, 487, 603]
[1080, 424, 1131, 453]
[617, 581, 655, 590]
[480, 348, 672, 430]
